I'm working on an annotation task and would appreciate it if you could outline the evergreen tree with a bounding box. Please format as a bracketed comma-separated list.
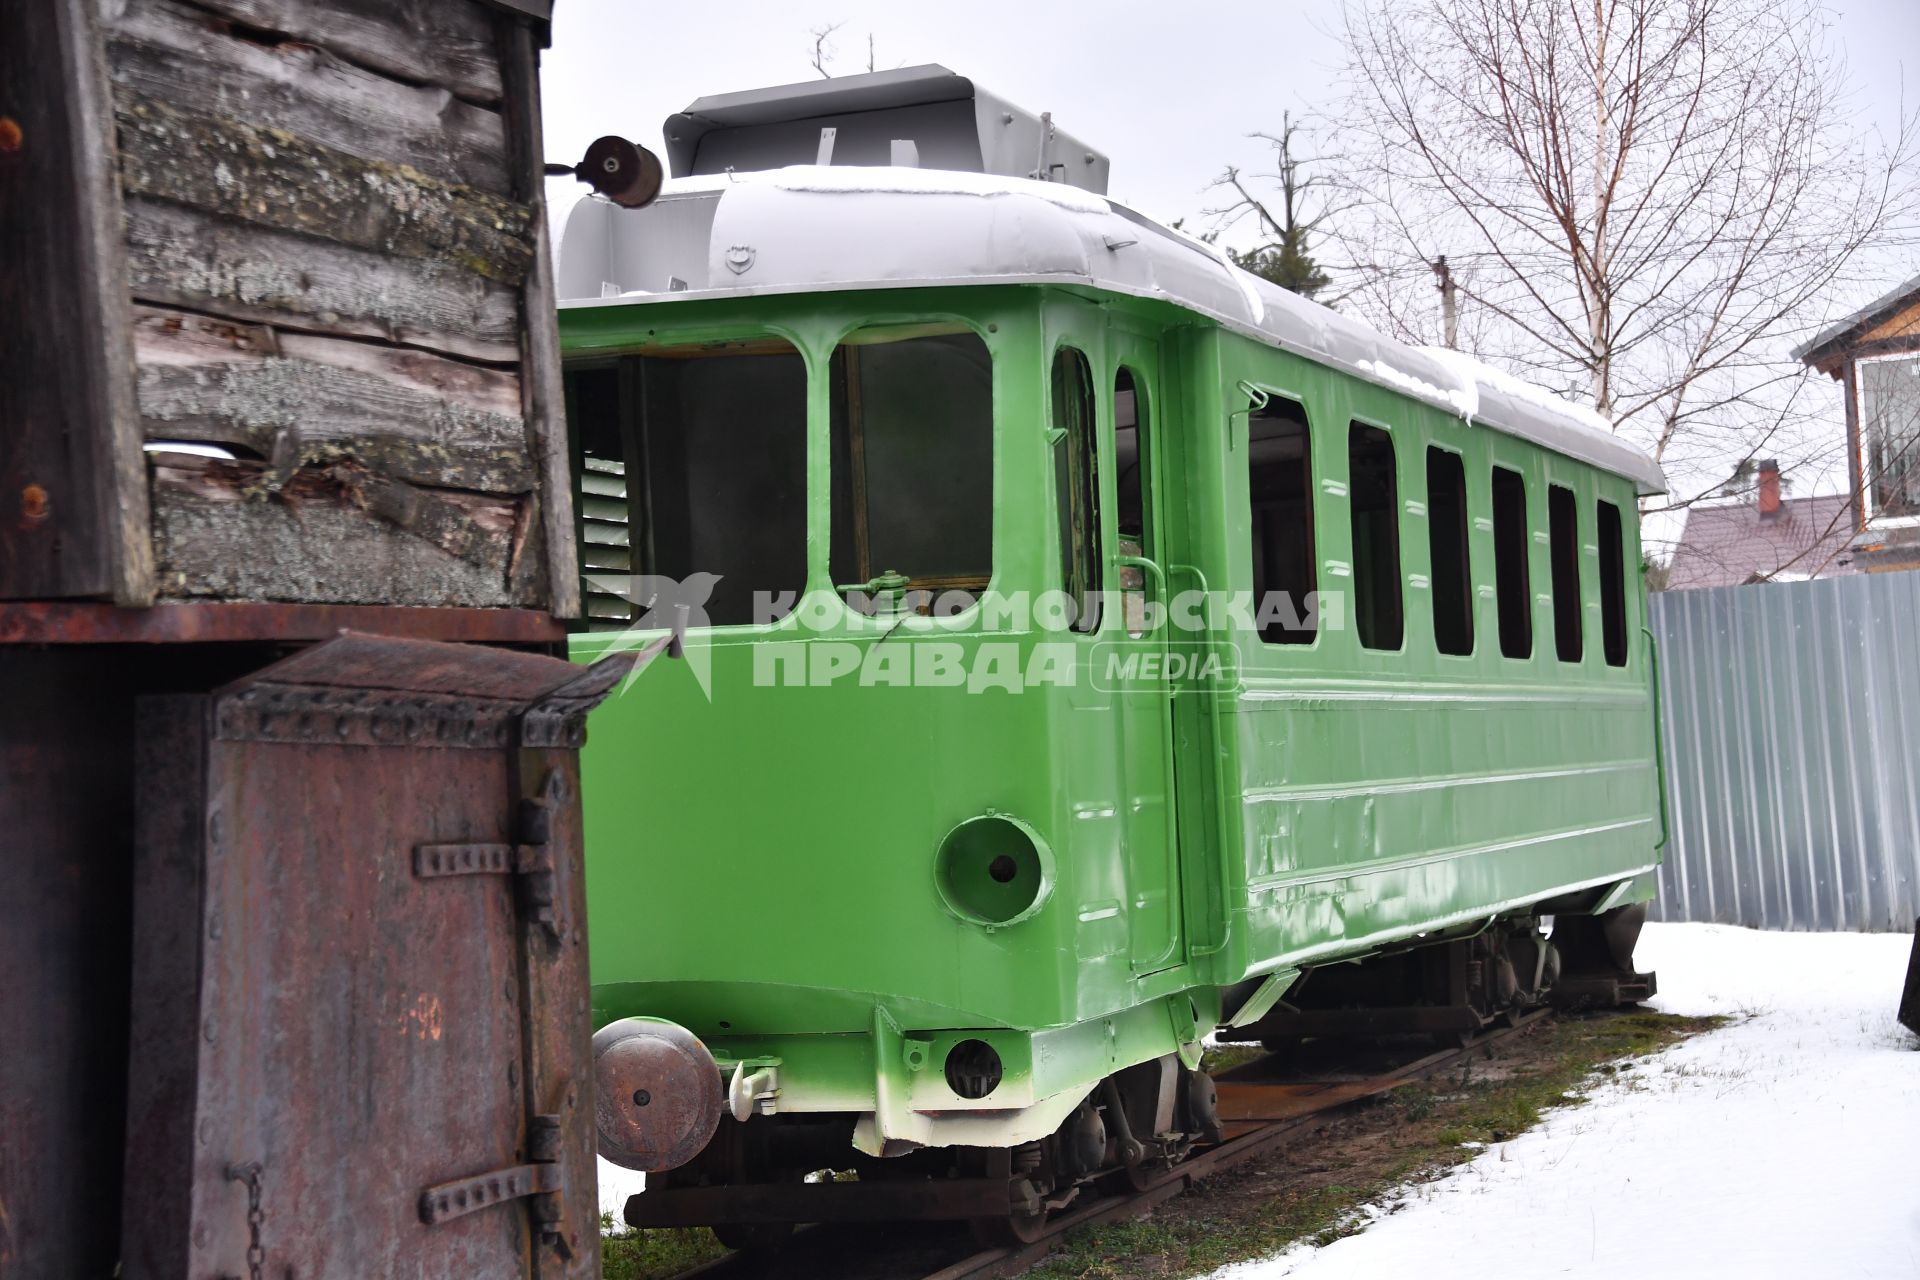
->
[1206, 113, 1337, 302]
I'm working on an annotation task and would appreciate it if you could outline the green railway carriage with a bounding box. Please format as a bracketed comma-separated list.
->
[557, 67, 1665, 1242]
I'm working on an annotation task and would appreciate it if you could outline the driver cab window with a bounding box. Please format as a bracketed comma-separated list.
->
[565, 339, 808, 628]
[830, 327, 994, 612]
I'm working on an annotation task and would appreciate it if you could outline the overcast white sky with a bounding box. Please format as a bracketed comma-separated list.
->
[539, 1, 1916, 520]
[543, 0, 1915, 315]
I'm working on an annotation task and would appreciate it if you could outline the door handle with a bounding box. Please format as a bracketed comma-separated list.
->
[1114, 553, 1166, 600]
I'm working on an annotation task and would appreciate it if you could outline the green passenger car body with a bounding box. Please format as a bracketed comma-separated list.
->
[563, 278, 1663, 1155]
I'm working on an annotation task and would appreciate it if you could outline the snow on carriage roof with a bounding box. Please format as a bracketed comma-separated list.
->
[557, 166, 1665, 494]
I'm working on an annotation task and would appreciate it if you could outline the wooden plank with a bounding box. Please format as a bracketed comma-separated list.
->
[150, 454, 529, 606]
[124, 197, 520, 362]
[0, 0, 154, 603]
[0, 601, 566, 644]
[115, 92, 535, 285]
[137, 0, 507, 103]
[499, 18, 578, 617]
[133, 305, 535, 493]
[105, 0, 511, 194]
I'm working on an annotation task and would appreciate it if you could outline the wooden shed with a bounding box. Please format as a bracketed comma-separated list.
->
[3, 0, 578, 620]
[0, 6, 627, 1277]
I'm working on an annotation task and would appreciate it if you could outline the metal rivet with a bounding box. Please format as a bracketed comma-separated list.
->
[20, 484, 48, 522]
[203, 1016, 218, 1044]
[0, 117, 20, 153]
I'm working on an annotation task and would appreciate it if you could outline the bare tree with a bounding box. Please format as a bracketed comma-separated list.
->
[808, 22, 844, 78]
[1204, 114, 1342, 299]
[807, 22, 879, 78]
[1325, 0, 1919, 514]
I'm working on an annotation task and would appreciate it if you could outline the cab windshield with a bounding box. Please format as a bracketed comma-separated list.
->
[564, 324, 994, 628]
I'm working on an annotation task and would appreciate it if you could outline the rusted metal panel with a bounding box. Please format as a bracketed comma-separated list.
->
[124, 634, 651, 1280]
[0, 650, 141, 1278]
[0, 602, 566, 646]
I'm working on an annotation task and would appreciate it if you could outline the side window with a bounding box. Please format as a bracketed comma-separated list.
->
[1426, 447, 1473, 656]
[1114, 368, 1151, 639]
[1598, 500, 1629, 666]
[830, 328, 995, 608]
[1247, 396, 1316, 645]
[564, 340, 809, 628]
[1548, 484, 1582, 662]
[1491, 466, 1532, 658]
[1348, 422, 1403, 651]
[1051, 347, 1100, 633]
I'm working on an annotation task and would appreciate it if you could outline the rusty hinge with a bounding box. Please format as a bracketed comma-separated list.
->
[411, 771, 565, 942]
[419, 1115, 566, 1227]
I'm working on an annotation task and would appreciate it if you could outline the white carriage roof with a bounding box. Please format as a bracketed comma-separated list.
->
[558, 167, 1666, 494]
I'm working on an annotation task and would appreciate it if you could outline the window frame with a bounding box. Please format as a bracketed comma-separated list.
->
[1243, 386, 1321, 649]
[1425, 445, 1475, 658]
[1597, 498, 1630, 667]
[1547, 482, 1584, 664]
[1345, 417, 1405, 653]
[1113, 363, 1156, 640]
[1490, 463, 1534, 661]
[828, 322, 1000, 600]
[1854, 348, 1920, 527]
[1050, 343, 1102, 634]
[562, 336, 812, 631]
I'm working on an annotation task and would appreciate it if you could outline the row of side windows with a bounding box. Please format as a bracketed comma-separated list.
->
[1246, 394, 1630, 666]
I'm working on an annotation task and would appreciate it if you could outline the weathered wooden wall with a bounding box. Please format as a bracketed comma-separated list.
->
[0, 0, 153, 603]
[4, 0, 577, 613]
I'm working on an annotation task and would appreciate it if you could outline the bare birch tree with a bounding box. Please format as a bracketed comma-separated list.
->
[1325, 0, 1918, 513]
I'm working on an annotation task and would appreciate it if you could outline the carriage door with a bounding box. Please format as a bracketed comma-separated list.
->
[1110, 346, 1185, 974]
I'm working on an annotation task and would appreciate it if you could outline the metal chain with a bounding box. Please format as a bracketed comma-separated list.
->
[225, 1161, 265, 1280]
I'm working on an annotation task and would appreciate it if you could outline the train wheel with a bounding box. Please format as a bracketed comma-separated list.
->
[969, 1207, 1050, 1248]
[711, 1220, 794, 1252]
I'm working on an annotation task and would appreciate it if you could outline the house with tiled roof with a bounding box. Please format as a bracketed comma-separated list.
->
[1663, 459, 1857, 590]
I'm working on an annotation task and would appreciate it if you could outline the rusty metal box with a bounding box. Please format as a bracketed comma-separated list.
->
[122, 634, 633, 1279]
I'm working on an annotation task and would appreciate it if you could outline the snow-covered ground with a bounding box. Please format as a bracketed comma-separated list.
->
[1209, 923, 1920, 1280]
[599, 1154, 647, 1225]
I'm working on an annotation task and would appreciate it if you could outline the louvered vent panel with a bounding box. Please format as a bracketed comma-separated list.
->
[579, 456, 634, 628]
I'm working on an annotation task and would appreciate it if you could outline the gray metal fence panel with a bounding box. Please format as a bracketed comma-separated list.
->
[1649, 573, 1920, 932]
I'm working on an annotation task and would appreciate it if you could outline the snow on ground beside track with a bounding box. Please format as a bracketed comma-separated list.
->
[1207, 923, 1920, 1280]
[599, 1158, 647, 1225]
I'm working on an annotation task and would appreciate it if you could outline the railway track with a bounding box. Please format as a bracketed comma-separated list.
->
[655, 1010, 1552, 1280]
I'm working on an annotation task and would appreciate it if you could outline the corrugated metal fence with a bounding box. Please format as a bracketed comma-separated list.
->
[1650, 572, 1920, 932]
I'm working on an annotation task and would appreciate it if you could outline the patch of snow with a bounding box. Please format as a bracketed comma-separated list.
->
[598, 1159, 647, 1225]
[1419, 345, 1617, 438]
[1204, 923, 1920, 1280]
[1356, 357, 1479, 422]
[761, 164, 1111, 214]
